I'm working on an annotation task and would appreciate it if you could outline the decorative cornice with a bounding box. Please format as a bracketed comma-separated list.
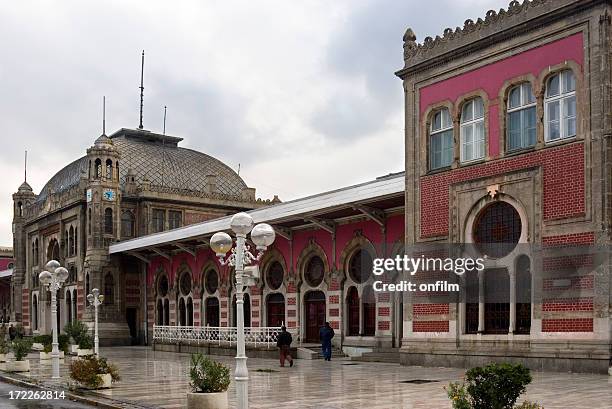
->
[399, 0, 585, 74]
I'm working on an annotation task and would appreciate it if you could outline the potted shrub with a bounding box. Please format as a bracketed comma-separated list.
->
[0, 325, 9, 362]
[64, 321, 88, 354]
[8, 338, 32, 372]
[77, 334, 94, 356]
[187, 353, 231, 409]
[32, 334, 51, 351]
[446, 362, 534, 409]
[69, 355, 120, 389]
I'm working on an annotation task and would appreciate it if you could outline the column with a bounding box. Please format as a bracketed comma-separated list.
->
[509, 267, 516, 334]
[478, 269, 485, 333]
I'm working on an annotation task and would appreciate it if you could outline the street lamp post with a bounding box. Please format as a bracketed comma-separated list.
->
[39, 260, 69, 379]
[210, 212, 275, 409]
[87, 289, 104, 356]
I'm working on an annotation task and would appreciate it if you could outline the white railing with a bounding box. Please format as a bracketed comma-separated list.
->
[153, 325, 282, 349]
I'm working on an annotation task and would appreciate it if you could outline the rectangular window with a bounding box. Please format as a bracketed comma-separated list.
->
[169, 211, 182, 230]
[545, 70, 576, 142]
[460, 98, 485, 163]
[152, 209, 165, 233]
[507, 83, 536, 151]
[429, 108, 453, 170]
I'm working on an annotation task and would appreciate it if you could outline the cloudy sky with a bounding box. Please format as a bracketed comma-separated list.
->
[0, 0, 508, 246]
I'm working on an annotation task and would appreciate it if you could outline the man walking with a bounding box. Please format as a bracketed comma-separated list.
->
[319, 322, 335, 361]
[277, 326, 294, 367]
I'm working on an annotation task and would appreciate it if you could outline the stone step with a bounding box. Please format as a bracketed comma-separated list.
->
[351, 351, 400, 364]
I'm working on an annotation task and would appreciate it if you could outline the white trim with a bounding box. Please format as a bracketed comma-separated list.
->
[0, 269, 13, 278]
[110, 174, 404, 254]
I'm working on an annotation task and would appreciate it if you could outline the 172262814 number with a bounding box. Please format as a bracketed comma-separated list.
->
[9, 390, 65, 399]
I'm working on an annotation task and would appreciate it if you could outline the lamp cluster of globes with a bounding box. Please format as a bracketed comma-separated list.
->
[210, 212, 276, 257]
[39, 260, 68, 286]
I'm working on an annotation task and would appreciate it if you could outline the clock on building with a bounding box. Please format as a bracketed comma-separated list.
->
[103, 189, 116, 201]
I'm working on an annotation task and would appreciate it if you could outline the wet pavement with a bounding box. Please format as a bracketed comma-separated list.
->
[2, 346, 611, 408]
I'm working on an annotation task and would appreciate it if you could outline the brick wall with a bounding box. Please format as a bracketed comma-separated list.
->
[420, 143, 584, 238]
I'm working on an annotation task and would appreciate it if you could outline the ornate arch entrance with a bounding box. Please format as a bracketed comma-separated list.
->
[304, 291, 325, 342]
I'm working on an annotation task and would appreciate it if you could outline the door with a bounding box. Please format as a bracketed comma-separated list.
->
[266, 293, 285, 327]
[126, 308, 138, 345]
[305, 291, 326, 342]
[205, 297, 220, 327]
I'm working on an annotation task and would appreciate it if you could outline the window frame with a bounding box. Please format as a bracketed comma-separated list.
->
[460, 97, 486, 163]
[429, 108, 454, 170]
[544, 70, 576, 143]
[506, 82, 536, 152]
[152, 209, 166, 233]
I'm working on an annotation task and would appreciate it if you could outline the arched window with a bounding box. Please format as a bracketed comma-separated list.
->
[68, 266, 76, 283]
[484, 269, 510, 334]
[35, 239, 39, 263]
[205, 297, 220, 327]
[266, 293, 285, 327]
[66, 291, 72, 324]
[64, 230, 68, 258]
[362, 287, 376, 336]
[187, 298, 193, 326]
[157, 299, 164, 325]
[17, 201, 23, 217]
[7, 263, 13, 270]
[515, 255, 531, 335]
[164, 299, 169, 325]
[179, 298, 186, 326]
[94, 159, 102, 179]
[72, 289, 77, 323]
[430, 108, 453, 169]
[105, 159, 113, 181]
[32, 294, 38, 331]
[69, 226, 75, 256]
[104, 272, 114, 304]
[115, 161, 119, 180]
[158, 275, 169, 297]
[507, 83, 536, 151]
[121, 211, 135, 238]
[304, 256, 325, 287]
[545, 70, 576, 142]
[179, 271, 192, 296]
[47, 239, 60, 262]
[31, 241, 35, 265]
[473, 201, 521, 259]
[346, 286, 359, 336]
[266, 261, 284, 290]
[205, 269, 218, 294]
[460, 97, 485, 163]
[88, 208, 92, 236]
[104, 208, 113, 235]
[348, 249, 373, 284]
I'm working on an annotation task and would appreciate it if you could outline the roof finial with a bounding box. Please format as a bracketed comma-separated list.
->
[139, 50, 145, 129]
[102, 96, 106, 136]
[163, 105, 167, 135]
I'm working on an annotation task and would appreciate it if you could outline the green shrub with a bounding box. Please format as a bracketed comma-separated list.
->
[69, 355, 120, 388]
[64, 321, 89, 345]
[78, 334, 94, 350]
[11, 338, 33, 361]
[58, 334, 70, 354]
[466, 363, 532, 409]
[14, 324, 24, 339]
[33, 334, 53, 346]
[43, 343, 52, 353]
[0, 325, 9, 354]
[446, 381, 471, 409]
[189, 353, 230, 393]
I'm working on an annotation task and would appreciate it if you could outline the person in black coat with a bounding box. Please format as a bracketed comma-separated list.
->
[319, 322, 335, 361]
[276, 326, 294, 367]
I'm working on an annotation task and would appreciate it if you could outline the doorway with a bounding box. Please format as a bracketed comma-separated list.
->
[205, 297, 220, 327]
[126, 308, 137, 345]
[266, 293, 285, 327]
[304, 291, 326, 342]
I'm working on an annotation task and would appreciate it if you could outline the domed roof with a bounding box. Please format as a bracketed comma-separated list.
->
[36, 128, 248, 202]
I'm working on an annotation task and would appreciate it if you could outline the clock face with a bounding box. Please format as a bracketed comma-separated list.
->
[103, 189, 115, 201]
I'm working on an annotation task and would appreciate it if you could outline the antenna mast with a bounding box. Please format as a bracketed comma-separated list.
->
[139, 50, 145, 129]
[163, 105, 167, 135]
[24, 150, 27, 182]
[102, 96, 106, 135]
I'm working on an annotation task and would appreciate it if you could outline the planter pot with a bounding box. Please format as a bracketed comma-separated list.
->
[93, 373, 112, 389]
[187, 391, 228, 409]
[77, 348, 93, 357]
[40, 351, 65, 360]
[8, 360, 30, 372]
[70, 345, 79, 354]
[32, 343, 44, 351]
[0, 353, 6, 363]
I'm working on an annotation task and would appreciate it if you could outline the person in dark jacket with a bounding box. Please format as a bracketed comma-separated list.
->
[276, 326, 294, 367]
[319, 322, 335, 361]
[8, 324, 15, 341]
